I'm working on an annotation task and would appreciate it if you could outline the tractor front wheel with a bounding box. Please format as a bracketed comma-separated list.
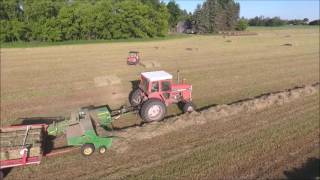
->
[140, 99, 166, 122]
[183, 102, 196, 113]
[129, 89, 143, 106]
[81, 144, 95, 156]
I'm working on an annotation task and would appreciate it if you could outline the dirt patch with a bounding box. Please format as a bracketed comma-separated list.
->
[94, 75, 121, 87]
[112, 82, 319, 153]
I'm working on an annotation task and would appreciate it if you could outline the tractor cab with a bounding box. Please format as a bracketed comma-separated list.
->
[140, 71, 173, 96]
[129, 70, 195, 122]
[127, 51, 140, 65]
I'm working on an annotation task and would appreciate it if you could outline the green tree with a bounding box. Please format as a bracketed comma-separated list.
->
[1, 0, 170, 43]
[167, 1, 181, 29]
[235, 18, 248, 31]
[193, 0, 239, 33]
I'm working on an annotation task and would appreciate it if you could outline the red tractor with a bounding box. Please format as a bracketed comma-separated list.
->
[129, 70, 195, 122]
[127, 51, 140, 65]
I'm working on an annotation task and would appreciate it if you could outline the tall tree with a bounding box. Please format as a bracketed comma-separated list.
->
[193, 0, 239, 33]
[167, 0, 181, 29]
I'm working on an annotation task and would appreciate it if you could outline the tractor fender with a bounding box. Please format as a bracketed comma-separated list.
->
[146, 94, 165, 103]
[142, 97, 164, 104]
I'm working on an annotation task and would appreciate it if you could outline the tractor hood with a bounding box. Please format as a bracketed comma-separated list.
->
[127, 57, 136, 62]
[172, 84, 192, 91]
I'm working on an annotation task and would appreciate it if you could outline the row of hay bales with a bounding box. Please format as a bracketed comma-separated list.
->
[219, 31, 258, 36]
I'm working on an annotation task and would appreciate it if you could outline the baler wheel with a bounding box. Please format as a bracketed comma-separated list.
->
[99, 146, 107, 154]
[81, 144, 95, 156]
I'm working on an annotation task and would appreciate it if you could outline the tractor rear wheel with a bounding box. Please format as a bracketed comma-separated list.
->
[140, 99, 166, 122]
[81, 144, 95, 156]
[183, 102, 196, 113]
[129, 89, 143, 106]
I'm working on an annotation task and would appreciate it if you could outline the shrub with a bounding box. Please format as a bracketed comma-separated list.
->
[236, 19, 248, 31]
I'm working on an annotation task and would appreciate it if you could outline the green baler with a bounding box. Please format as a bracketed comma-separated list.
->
[47, 106, 116, 156]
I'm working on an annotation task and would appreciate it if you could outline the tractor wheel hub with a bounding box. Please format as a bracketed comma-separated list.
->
[148, 105, 162, 119]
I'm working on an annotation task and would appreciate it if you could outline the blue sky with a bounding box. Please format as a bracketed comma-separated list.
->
[162, 0, 320, 21]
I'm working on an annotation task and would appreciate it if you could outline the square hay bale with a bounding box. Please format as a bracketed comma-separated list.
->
[152, 61, 161, 68]
[140, 61, 153, 68]
[0, 146, 41, 161]
[94, 75, 121, 87]
[282, 43, 293, 47]
[108, 76, 121, 85]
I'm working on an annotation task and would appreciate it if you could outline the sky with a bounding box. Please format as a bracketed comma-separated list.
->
[162, 0, 320, 21]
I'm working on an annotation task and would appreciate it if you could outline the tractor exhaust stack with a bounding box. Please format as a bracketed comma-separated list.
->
[177, 70, 180, 84]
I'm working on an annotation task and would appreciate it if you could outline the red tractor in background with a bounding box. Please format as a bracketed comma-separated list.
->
[129, 70, 195, 122]
[127, 51, 140, 65]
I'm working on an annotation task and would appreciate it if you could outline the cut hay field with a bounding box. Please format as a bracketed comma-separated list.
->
[1, 26, 319, 179]
[1, 27, 319, 127]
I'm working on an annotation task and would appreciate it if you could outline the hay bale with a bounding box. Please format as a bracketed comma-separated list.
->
[282, 43, 293, 46]
[225, 40, 232, 43]
[221, 31, 258, 36]
[0, 146, 41, 161]
[185, 48, 193, 51]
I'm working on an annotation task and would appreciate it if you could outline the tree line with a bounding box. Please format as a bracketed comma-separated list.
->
[1, 0, 318, 43]
[1, 0, 244, 43]
[247, 16, 319, 26]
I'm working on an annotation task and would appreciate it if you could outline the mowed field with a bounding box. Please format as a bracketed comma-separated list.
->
[1, 26, 319, 179]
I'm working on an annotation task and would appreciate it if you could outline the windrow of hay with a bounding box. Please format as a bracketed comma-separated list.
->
[112, 82, 319, 153]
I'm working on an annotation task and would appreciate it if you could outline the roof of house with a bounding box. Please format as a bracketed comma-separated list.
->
[141, 71, 173, 81]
